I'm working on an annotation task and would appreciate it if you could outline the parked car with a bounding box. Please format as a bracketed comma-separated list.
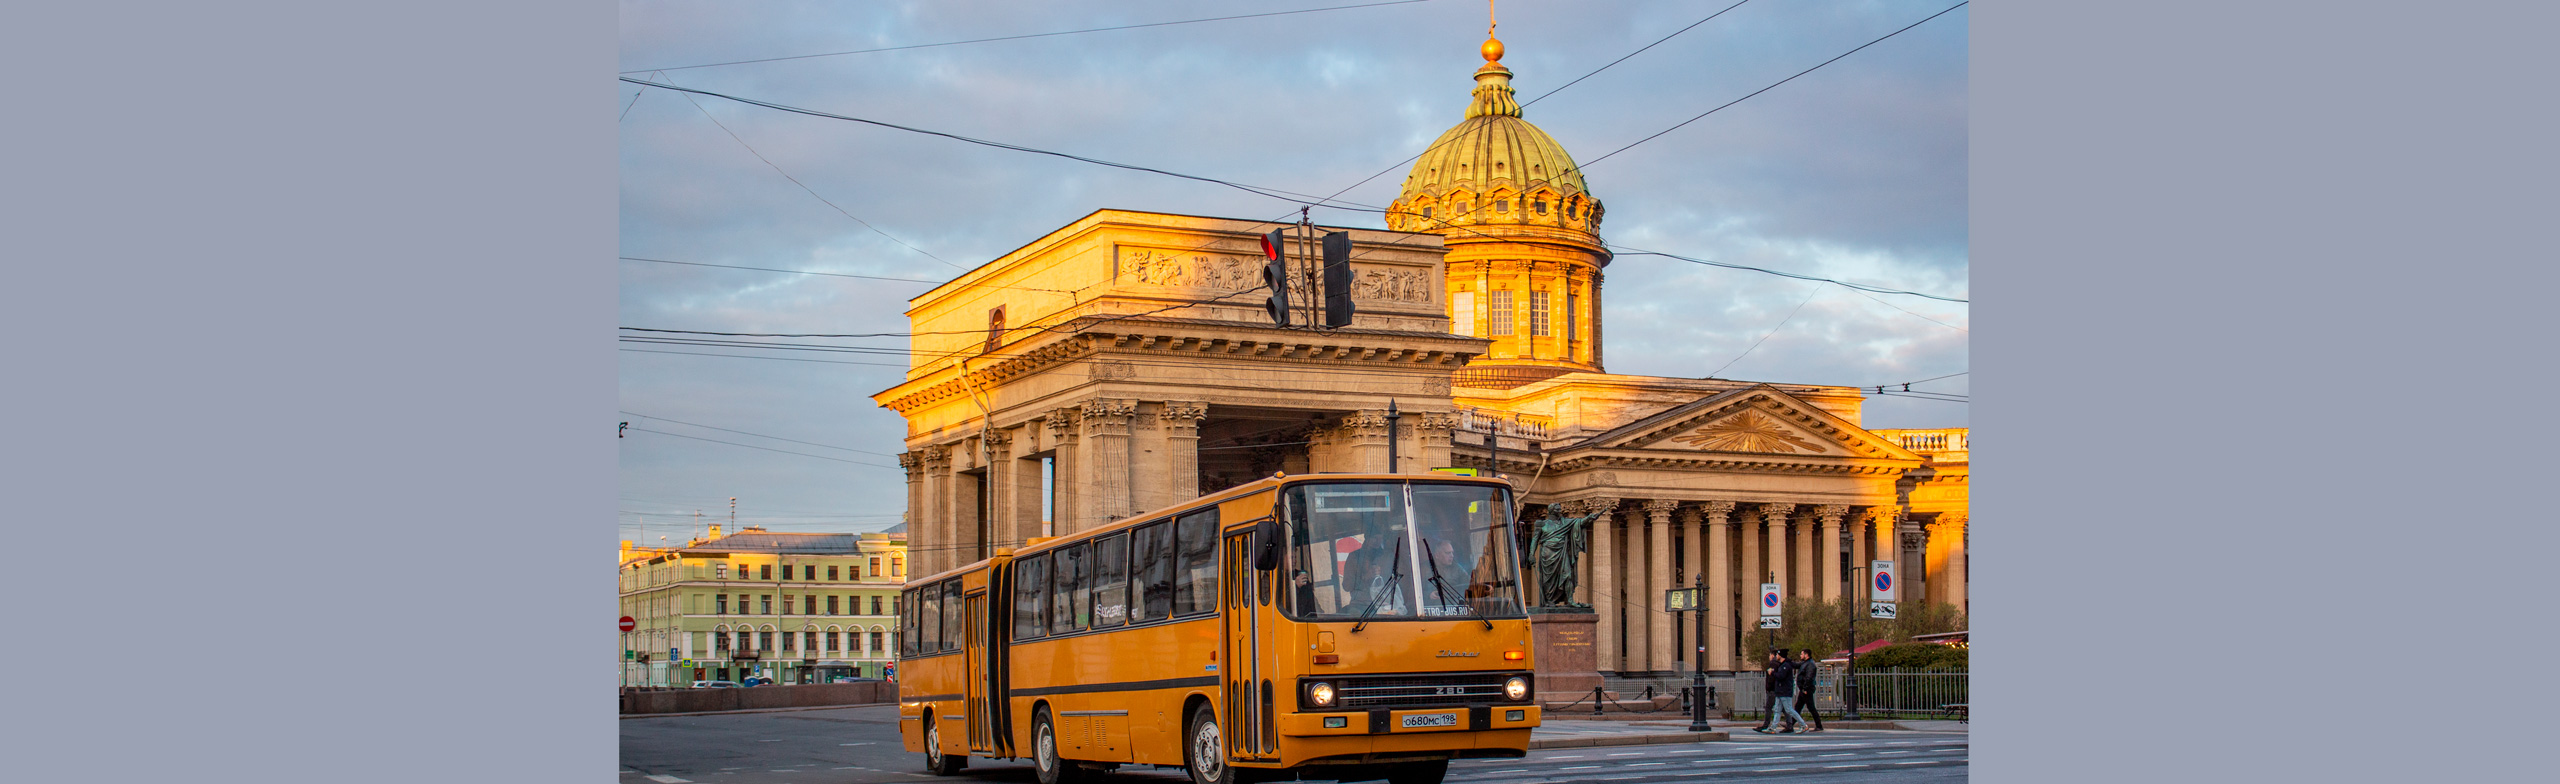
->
[690, 680, 741, 689]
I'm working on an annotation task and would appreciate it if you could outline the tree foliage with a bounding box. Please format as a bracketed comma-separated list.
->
[1736, 598, 1967, 670]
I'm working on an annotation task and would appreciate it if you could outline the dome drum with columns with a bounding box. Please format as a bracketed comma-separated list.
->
[1389, 34, 1609, 378]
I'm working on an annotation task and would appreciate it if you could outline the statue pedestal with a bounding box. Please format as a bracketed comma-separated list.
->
[1529, 610, 1602, 699]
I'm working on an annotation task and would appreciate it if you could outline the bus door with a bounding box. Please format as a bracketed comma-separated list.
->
[1221, 525, 1279, 763]
[964, 588, 990, 754]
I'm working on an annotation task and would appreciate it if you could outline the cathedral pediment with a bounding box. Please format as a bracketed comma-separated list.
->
[1575, 385, 1922, 461]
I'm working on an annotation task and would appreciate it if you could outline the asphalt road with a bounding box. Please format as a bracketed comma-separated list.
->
[621, 704, 1967, 784]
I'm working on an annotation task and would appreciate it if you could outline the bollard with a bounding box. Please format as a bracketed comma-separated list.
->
[1593, 685, 1606, 716]
[1708, 686, 1717, 709]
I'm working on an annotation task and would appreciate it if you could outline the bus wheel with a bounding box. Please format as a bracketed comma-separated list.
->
[1385, 759, 1448, 784]
[1184, 703, 1239, 784]
[1032, 705, 1082, 784]
[924, 715, 965, 776]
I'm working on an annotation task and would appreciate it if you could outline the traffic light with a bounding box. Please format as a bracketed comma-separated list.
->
[1260, 227, 1292, 326]
[1321, 231, 1355, 328]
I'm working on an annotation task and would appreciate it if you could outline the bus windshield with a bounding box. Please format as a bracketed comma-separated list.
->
[1280, 480, 1526, 622]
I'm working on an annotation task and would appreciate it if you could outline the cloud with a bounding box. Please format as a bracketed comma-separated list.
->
[618, 0, 1968, 538]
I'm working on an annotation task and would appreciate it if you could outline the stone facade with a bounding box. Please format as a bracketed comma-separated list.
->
[869, 35, 1970, 677]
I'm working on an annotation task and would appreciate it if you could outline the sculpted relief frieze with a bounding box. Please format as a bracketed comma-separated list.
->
[1118, 246, 1433, 305]
[1672, 411, 1827, 454]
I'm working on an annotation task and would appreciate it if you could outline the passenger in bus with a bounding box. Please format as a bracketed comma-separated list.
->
[1341, 539, 1410, 616]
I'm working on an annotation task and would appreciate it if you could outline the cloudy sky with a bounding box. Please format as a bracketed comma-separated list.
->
[616, 0, 1969, 545]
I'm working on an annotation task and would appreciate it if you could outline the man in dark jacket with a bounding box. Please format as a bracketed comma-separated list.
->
[1753, 650, 1787, 732]
[1793, 649, 1825, 732]
[1756, 651, 1797, 733]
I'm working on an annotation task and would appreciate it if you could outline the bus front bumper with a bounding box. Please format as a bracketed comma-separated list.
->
[1278, 704, 1540, 737]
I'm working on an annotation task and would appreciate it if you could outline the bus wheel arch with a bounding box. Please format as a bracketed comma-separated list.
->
[1030, 702, 1082, 784]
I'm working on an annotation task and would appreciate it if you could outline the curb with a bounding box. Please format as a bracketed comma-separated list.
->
[1529, 731, 1729, 748]
[621, 702, 896, 719]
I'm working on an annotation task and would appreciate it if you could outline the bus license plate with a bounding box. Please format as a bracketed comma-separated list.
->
[1400, 713, 1459, 729]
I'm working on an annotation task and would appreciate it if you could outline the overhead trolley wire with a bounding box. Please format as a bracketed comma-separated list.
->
[620, 0, 1441, 74]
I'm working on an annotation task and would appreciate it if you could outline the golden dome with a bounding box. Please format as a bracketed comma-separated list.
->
[1386, 51, 1602, 238]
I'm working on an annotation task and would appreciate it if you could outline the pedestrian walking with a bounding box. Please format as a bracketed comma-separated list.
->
[1753, 650, 1786, 732]
[1793, 649, 1825, 732]
[1757, 651, 1803, 733]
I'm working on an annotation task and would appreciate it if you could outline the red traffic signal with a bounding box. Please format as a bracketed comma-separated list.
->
[1261, 227, 1293, 327]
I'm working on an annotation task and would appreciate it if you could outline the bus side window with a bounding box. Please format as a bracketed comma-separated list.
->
[1132, 521, 1174, 623]
[1052, 543, 1088, 634]
[1014, 553, 1049, 640]
[911, 584, 931, 653]
[941, 580, 963, 652]
[1091, 533, 1129, 628]
[1172, 509, 1219, 616]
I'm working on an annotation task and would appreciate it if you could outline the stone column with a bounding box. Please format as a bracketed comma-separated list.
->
[1698, 500, 1735, 671]
[1414, 412, 1457, 475]
[1585, 497, 1622, 673]
[1926, 513, 1968, 615]
[1010, 425, 1044, 546]
[1757, 504, 1794, 607]
[1677, 505, 1703, 670]
[1047, 409, 1081, 536]
[1793, 509, 1817, 599]
[1738, 506, 1762, 625]
[1644, 499, 1677, 676]
[906, 450, 936, 573]
[1898, 524, 1927, 609]
[1815, 505, 1848, 602]
[1573, 501, 1592, 607]
[1620, 505, 1650, 674]
[1847, 507, 1868, 606]
[921, 445, 954, 576]
[1077, 399, 1136, 533]
[983, 429, 1015, 548]
[1162, 402, 1207, 501]
[1130, 404, 1169, 514]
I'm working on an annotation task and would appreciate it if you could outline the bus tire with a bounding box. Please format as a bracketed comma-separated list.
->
[1385, 759, 1448, 784]
[924, 713, 966, 776]
[1183, 703, 1246, 784]
[1032, 705, 1082, 784]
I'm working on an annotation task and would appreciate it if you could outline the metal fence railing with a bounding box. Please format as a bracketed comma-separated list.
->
[1727, 668, 1968, 721]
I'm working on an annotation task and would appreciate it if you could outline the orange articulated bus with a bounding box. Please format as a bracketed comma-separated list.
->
[897, 473, 1540, 784]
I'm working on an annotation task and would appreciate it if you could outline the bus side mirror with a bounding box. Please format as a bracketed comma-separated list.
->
[1252, 518, 1281, 571]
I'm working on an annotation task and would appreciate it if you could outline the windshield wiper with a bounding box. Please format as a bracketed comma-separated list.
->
[1421, 539, 1493, 630]
[1350, 537, 1405, 633]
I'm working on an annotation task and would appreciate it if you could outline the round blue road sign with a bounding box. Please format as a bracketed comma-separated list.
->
[1874, 573, 1892, 592]
[1762, 592, 1779, 608]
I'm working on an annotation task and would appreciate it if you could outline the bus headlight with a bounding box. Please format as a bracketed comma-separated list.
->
[1504, 676, 1529, 701]
[1309, 681, 1336, 707]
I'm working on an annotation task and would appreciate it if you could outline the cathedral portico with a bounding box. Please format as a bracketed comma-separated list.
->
[875, 210, 1492, 576]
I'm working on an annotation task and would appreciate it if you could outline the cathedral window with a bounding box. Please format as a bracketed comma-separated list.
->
[1495, 199, 1509, 213]
[1534, 200, 1547, 215]
[1530, 291, 1551, 337]
[985, 307, 1005, 354]
[1567, 202, 1579, 220]
[1488, 290, 1514, 336]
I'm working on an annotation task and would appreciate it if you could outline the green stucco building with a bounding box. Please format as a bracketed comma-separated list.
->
[618, 527, 908, 686]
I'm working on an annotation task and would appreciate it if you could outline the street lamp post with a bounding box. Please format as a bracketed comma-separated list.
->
[1844, 564, 1868, 721]
[1687, 567, 1712, 732]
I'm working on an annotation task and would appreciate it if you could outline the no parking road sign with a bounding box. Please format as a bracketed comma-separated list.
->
[1758, 583, 1783, 629]
[1869, 559, 1898, 618]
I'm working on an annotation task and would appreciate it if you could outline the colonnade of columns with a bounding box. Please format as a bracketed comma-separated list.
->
[1534, 497, 1968, 675]
[900, 398, 1205, 577]
[898, 397, 1457, 577]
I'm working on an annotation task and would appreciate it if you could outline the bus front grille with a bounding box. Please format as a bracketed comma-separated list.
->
[1331, 673, 1512, 710]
